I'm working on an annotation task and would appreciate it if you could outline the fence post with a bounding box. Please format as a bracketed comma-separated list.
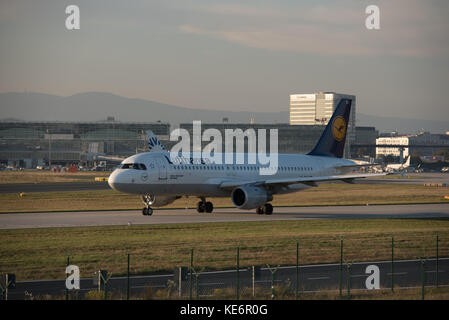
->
[296, 240, 299, 300]
[189, 248, 194, 300]
[6, 274, 8, 301]
[0, 278, 5, 300]
[436, 234, 439, 288]
[236, 246, 240, 300]
[100, 272, 112, 300]
[346, 263, 352, 300]
[127, 253, 130, 300]
[5, 274, 9, 301]
[267, 265, 278, 300]
[421, 258, 426, 300]
[3, 275, 8, 301]
[196, 273, 200, 300]
[252, 266, 255, 298]
[391, 237, 394, 292]
[339, 239, 343, 298]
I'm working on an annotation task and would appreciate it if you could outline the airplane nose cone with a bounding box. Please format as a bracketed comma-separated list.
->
[108, 170, 119, 191]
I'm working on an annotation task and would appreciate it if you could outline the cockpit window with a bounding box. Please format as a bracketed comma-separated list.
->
[119, 163, 147, 170]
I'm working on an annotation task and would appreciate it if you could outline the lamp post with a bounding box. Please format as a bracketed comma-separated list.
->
[46, 129, 51, 167]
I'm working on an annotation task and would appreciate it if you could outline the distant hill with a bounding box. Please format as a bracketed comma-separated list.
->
[0, 92, 447, 133]
[0, 92, 288, 127]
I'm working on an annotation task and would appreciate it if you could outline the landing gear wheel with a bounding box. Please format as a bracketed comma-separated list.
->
[142, 207, 153, 216]
[256, 207, 264, 215]
[141, 194, 155, 216]
[197, 201, 205, 213]
[263, 203, 273, 215]
[205, 201, 214, 213]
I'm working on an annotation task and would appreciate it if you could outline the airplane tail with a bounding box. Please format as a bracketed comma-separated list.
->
[307, 98, 352, 158]
[404, 155, 411, 167]
[145, 130, 167, 152]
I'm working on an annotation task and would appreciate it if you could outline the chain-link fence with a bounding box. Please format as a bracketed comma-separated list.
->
[2, 232, 449, 300]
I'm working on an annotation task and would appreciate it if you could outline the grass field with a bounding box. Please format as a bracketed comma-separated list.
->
[0, 170, 110, 184]
[1, 183, 449, 213]
[1, 218, 448, 281]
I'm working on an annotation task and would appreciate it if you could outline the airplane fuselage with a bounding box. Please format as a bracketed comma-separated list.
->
[108, 152, 356, 197]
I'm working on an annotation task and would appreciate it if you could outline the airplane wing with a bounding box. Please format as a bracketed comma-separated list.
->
[218, 172, 387, 189]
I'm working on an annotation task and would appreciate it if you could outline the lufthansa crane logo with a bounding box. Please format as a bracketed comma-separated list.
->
[332, 116, 347, 141]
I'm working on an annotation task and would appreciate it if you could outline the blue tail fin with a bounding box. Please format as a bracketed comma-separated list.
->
[307, 98, 352, 158]
[145, 130, 167, 152]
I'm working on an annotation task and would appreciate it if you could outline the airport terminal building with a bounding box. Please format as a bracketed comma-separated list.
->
[376, 132, 449, 158]
[0, 120, 170, 168]
[178, 123, 376, 158]
[1, 120, 378, 169]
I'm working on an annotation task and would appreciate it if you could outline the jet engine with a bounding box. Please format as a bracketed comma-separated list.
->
[231, 185, 272, 209]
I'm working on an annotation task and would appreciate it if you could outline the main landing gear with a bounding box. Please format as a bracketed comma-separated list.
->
[141, 194, 154, 216]
[197, 197, 214, 213]
[256, 203, 273, 215]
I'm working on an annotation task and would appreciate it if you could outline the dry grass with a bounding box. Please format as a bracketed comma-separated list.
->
[1, 219, 448, 281]
[0, 170, 110, 184]
[0, 189, 134, 213]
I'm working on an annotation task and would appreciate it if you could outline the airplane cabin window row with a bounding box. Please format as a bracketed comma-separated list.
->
[170, 165, 314, 172]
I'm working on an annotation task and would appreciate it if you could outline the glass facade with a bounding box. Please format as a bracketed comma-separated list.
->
[0, 121, 170, 167]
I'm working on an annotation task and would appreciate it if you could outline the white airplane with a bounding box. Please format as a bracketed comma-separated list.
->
[384, 155, 411, 173]
[108, 99, 385, 216]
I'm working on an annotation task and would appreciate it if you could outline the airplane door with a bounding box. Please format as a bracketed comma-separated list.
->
[157, 158, 167, 180]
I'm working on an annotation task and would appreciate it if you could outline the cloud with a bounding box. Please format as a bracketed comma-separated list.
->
[179, 0, 449, 57]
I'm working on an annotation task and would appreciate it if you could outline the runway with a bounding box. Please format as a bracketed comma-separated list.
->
[1, 203, 449, 230]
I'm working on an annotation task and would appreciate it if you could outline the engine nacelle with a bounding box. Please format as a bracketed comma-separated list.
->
[231, 185, 272, 210]
[152, 195, 180, 207]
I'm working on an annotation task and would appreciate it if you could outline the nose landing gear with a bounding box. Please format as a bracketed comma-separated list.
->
[141, 194, 155, 216]
[142, 207, 153, 216]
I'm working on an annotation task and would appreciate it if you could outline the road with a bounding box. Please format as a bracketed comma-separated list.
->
[1, 203, 449, 229]
[6, 258, 448, 300]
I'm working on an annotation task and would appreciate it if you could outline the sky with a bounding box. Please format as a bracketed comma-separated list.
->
[0, 0, 448, 121]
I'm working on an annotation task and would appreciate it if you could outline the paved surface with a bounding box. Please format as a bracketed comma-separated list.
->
[6, 258, 448, 299]
[1, 204, 449, 230]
